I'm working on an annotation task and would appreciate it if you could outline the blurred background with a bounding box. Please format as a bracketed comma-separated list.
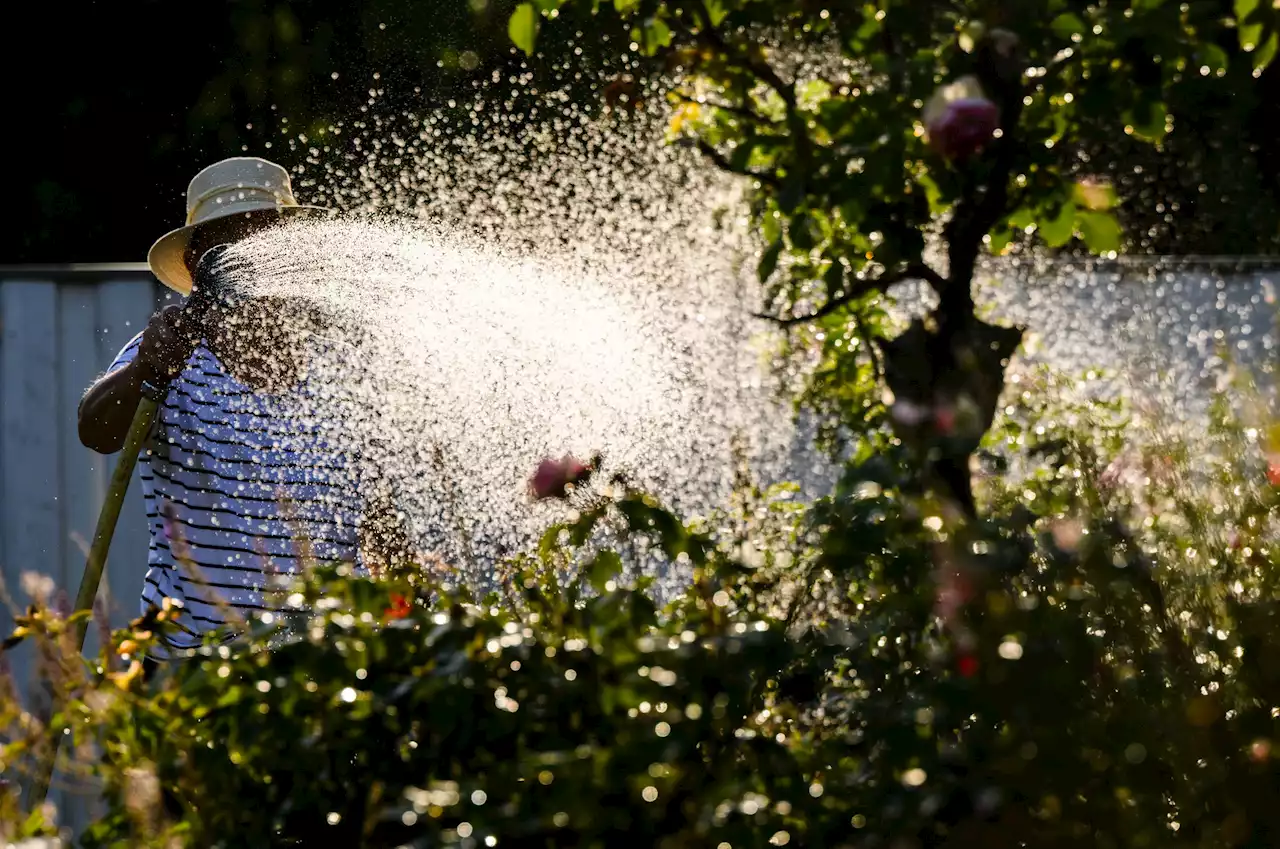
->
[0, 0, 632, 262]
[2, 0, 1278, 263]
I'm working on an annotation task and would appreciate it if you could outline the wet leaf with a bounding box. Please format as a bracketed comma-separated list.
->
[758, 238, 783, 282]
[508, 3, 539, 55]
[1040, 201, 1076, 248]
[1051, 12, 1086, 40]
[1076, 210, 1123, 253]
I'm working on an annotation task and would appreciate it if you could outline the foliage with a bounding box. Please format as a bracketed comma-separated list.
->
[1, 371, 1277, 847]
[512, 0, 1279, 511]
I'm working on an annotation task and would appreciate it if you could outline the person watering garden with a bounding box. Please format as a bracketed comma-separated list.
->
[77, 157, 384, 664]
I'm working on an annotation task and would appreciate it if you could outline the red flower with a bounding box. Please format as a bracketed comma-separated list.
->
[529, 455, 594, 500]
[957, 653, 979, 678]
[934, 405, 957, 435]
[1267, 456, 1280, 487]
[384, 593, 412, 620]
[924, 76, 1000, 162]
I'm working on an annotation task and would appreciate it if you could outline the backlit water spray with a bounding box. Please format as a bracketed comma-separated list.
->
[204, 74, 836, 592]
[204, 56, 1276, 591]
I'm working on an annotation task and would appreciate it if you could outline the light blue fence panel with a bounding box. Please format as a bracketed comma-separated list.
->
[0, 280, 62, 700]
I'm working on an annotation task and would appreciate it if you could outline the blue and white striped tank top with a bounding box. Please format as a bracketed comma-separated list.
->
[108, 334, 362, 654]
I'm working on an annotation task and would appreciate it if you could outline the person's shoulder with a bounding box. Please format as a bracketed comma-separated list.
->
[106, 330, 146, 373]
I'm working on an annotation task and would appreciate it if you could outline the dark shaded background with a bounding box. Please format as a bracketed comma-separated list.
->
[1, 0, 611, 263]
[3, 1, 1278, 262]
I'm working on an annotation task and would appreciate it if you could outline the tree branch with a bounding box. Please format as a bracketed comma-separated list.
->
[754, 262, 946, 326]
[693, 139, 782, 187]
[689, 2, 813, 169]
[853, 311, 883, 382]
[673, 92, 782, 125]
[941, 38, 1028, 321]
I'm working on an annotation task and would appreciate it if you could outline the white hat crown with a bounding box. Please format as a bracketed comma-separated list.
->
[184, 157, 300, 226]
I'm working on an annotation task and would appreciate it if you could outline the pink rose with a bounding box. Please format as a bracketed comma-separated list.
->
[924, 76, 1000, 162]
[529, 455, 594, 500]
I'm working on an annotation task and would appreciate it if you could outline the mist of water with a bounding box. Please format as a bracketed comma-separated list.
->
[203, 54, 1275, 588]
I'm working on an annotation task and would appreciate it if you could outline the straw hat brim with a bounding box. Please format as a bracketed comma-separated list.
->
[148, 204, 329, 295]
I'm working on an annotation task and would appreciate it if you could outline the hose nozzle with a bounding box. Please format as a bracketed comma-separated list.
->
[182, 244, 241, 343]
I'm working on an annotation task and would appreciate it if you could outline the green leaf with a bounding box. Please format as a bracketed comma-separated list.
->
[1007, 206, 1037, 230]
[1236, 0, 1263, 37]
[1125, 99, 1167, 142]
[1235, 0, 1277, 67]
[1254, 31, 1279, 71]
[987, 228, 1014, 256]
[585, 551, 623, 594]
[508, 3, 539, 56]
[1051, 12, 1086, 40]
[1071, 180, 1117, 211]
[1076, 210, 1123, 254]
[704, 0, 729, 26]
[1200, 42, 1230, 75]
[1041, 201, 1076, 248]
[633, 18, 673, 54]
[758, 239, 783, 282]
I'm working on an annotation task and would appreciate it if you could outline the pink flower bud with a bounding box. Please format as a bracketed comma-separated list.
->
[924, 76, 1000, 162]
[934, 405, 956, 434]
[529, 455, 593, 500]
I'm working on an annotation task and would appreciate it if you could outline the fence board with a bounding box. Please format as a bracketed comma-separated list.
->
[58, 286, 103, 593]
[0, 280, 61, 699]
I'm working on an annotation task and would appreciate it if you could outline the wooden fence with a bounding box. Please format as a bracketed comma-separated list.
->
[0, 265, 173, 833]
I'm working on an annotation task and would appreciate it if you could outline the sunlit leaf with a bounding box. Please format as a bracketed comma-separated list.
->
[1072, 179, 1117, 211]
[1076, 210, 1123, 254]
[1041, 201, 1076, 248]
[987, 228, 1014, 256]
[1236, 0, 1263, 47]
[1125, 99, 1167, 142]
[758, 238, 783, 282]
[508, 3, 539, 55]
[634, 18, 673, 54]
[1051, 12, 1086, 40]
[1254, 31, 1279, 71]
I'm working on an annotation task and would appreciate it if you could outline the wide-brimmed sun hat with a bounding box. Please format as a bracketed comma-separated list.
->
[148, 156, 328, 294]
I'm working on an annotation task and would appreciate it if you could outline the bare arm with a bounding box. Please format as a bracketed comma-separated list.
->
[77, 305, 197, 454]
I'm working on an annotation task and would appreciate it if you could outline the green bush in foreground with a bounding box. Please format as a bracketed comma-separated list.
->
[1, 367, 1276, 848]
